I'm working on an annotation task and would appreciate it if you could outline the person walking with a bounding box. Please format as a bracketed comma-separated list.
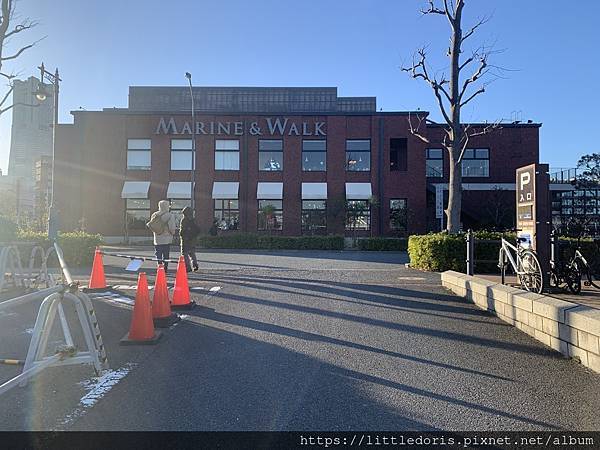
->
[147, 200, 177, 272]
[179, 206, 200, 272]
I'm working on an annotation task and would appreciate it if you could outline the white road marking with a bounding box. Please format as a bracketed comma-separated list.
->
[59, 363, 137, 428]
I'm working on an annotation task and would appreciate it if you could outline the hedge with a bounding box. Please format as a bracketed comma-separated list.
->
[196, 234, 345, 250]
[357, 237, 408, 251]
[408, 231, 517, 273]
[14, 230, 103, 267]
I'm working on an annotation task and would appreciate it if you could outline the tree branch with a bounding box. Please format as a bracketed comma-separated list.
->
[421, 0, 446, 15]
[461, 15, 490, 43]
[406, 112, 431, 144]
[1, 40, 36, 61]
[4, 20, 38, 39]
[459, 53, 488, 101]
[0, 101, 39, 116]
[401, 48, 453, 126]
[0, 82, 11, 107]
[460, 86, 485, 107]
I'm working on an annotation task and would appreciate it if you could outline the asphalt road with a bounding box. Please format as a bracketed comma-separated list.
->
[1, 248, 600, 431]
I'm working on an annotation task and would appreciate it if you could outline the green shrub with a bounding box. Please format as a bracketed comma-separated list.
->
[357, 237, 407, 251]
[408, 231, 517, 272]
[15, 230, 103, 267]
[0, 216, 18, 242]
[196, 233, 344, 250]
[408, 233, 466, 272]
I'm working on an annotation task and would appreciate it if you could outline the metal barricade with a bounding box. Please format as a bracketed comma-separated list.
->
[0, 242, 109, 396]
[0, 243, 58, 292]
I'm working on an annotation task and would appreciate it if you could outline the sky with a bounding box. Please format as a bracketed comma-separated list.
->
[0, 0, 598, 174]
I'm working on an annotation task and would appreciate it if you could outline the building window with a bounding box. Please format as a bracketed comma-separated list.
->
[462, 148, 489, 177]
[258, 199, 283, 230]
[259, 140, 283, 171]
[127, 139, 151, 170]
[389, 198, 408, 235]
[301, 200, 326, 234]
[390, 138, 407, 171]
[426, 148, 443, 177]
[125, 198, 150, 230]
[302, 140, 326, 171]
[171, 139, 193, 170]
[346, 200, 370, 231]
[214, 199, 239, 230]
[168, 199, 191, 225]
[215, 140, 239, 171]
[346, 140, 371, 171]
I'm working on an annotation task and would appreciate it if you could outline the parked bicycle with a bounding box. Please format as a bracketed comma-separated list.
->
[570, 237, 600, 290]
[498, 231, 544, 294]
[548, 231, 581, 294]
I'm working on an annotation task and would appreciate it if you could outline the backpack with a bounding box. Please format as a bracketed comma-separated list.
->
[147, 212, 167, 234]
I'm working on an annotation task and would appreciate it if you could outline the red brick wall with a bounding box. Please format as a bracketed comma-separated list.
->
[55, 112, 538, 238]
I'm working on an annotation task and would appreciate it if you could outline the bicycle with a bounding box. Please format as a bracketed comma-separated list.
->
[548, 231, 587, 294]
[498, 232, 544, 294]
[570, 237, 600, 290]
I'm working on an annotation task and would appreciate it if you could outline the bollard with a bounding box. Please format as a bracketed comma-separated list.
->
[466, 229, 474, 276]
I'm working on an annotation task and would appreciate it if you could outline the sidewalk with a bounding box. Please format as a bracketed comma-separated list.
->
[477, 273, 600, 309]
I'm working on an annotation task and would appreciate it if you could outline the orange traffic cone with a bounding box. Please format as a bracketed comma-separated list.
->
[120, 272, 161, 345]
[152, 265, 180, 327]
[88, 247, 108, 290]
[172, 255, 195, 310]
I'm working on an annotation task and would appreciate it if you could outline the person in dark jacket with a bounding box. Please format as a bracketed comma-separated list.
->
[179, 207, 200, 272]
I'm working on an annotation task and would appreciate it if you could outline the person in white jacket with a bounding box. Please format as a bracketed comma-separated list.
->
[148, 200, 177, 271]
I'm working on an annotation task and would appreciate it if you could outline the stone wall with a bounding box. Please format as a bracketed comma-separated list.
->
[441, 271, 600, 374]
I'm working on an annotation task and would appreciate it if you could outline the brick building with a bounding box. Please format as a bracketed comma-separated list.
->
[53, 86, 540, 242]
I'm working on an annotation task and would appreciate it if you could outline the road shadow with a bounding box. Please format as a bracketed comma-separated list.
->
[68, 316, 560, 431]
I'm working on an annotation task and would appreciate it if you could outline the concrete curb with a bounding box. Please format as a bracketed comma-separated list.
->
[442, 270, 600, 374]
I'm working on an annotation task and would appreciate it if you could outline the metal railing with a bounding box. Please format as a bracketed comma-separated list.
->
[550, 167, 578, 184]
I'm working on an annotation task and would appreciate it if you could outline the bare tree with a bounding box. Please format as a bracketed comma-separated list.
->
[0, 0, 40, 116]
[402, 0, 501, 233]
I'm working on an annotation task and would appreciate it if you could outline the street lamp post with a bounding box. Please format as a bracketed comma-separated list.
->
[185, 72, 196, 215]
[33, 62, 61, 240]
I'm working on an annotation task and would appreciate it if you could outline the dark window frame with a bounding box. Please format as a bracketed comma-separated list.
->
[170, 139, 193, 171]
[215, 139, 240, 171]
[390, 138, 407, 172]
[259, 139, 284, 172]
[127, 139, 152, 171]
[214, 199, 240, 230]
[257, 199, 283, 230]
[345, 199, 371, 231]
[426, 148, 444, 178]
[125, 198, 150, 230]
[461, 148, 490, 178]
[301, 199, 327, 234]
[302, 140, 327, 172]
[346, 139, 371, 172]
[389, 198, 408, 234]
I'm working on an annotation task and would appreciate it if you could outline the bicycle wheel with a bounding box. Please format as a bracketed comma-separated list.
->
[565, 263, 582, 294]
[518, 250, 544, 294]
[587, 261, 600, 289]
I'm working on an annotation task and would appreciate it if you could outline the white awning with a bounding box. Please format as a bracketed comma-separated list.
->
[121, 181, 150, 199]
[302, 182, 327, 200]
[212, 182, 239, 199]
[167, 182, 193, 199]
[345, 182, 372, 200]
[257, 182, 283, 199]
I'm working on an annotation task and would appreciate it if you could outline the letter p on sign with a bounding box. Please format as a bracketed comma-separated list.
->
[520, 172, 531, 191]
